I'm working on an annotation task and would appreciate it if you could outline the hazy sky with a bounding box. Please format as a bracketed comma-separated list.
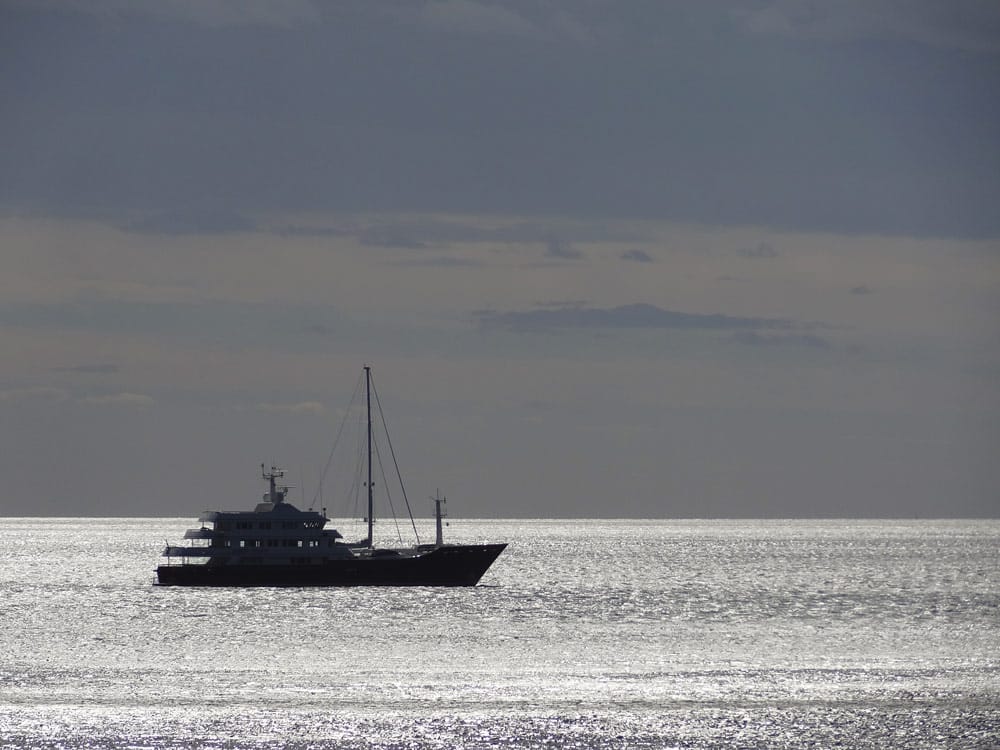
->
[2, 1, 998, 518]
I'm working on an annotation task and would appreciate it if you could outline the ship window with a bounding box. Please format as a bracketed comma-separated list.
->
[259, 522, 271, 530]
[282, 521, 297, 529]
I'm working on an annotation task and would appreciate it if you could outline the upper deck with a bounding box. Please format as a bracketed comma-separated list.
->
[198, 503, 329, 533]
[195, 465, 332, 532]
[163, 465, 347, 561]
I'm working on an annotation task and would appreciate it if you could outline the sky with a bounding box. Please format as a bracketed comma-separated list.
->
[1, 0, 998, 518]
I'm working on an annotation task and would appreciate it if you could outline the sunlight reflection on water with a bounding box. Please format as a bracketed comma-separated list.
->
[0, 519, 997, 748]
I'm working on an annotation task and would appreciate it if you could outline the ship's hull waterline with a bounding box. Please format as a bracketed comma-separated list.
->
[156, 543, 507, 587]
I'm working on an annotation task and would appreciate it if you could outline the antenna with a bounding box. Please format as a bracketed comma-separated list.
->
[432, 489, 448, 547]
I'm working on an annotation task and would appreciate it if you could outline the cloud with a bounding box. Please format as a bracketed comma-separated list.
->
[124, 209, 256, 235]
[390, 256, 484, 268]
[357, 218, 643, 246]
[255, 401, 325, 415]
[22, 0, 322, 29]
[52, 364, 120, 374]
[5, 3, 997, 238]
[271, 224, 354, 238]
[1, 385, 155, 408]
[301, 323, 336, 337]
[358, 230, 431, 249]
[534, 300, 589, 309]
[479, 303, 800, 333]
[549, 8, 594, 43]
[736, 242, 779, 259]
[545, 238, 584, 260]
[732, 1, 1000, 54]
[732, 331, 831, 349]
[0, 300, 341, 349]
[80, 392, 155, 407]
[0, 387, 69, 403]
[851, 285, 873, 295]
[620, 249, 654, 263]
[266, 218, 644, 249]
[415, 0, 541, 39]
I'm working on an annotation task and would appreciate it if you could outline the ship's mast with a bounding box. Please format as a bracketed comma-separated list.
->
[262, 464, 286, 504]
[365, 365, 374, 547]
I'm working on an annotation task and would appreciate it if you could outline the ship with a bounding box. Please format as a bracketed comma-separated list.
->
[156, 366, 506, 586]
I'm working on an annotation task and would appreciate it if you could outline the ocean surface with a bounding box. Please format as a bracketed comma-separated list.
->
[0, 518, 997, 749]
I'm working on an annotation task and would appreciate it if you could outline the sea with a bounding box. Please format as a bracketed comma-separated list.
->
[0, 518, 997, 749]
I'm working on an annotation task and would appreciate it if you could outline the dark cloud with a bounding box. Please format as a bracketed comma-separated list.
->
[407, 1, 542, 39]
[737, 242, 780, 259]
[271, 224, 354, 238]
[5, 3, 996, 237]
[27, 0, 324, 30]
[620, 249, 654, 263]
[358, 230, 431, 249]
[79, 392, 155, 407]
[123, 209, 256, 235]
[732, 2, 1000, 54]
[272, 218, 643, 246]
[534, 300, 589, 309]
[479, 303, 800, 333]
[52, 364, 120, 374]
[301, 323, 336, 337]
[389, 256, 484, 268]
[0, 386, 69, 403]
[0, 0, 1000, 242]
[545, 238, 584, 260]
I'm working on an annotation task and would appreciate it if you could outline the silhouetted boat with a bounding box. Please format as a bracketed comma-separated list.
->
[156, 366, 506, 587]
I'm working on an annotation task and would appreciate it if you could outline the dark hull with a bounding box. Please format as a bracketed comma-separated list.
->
[155, 543, 507, 587]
